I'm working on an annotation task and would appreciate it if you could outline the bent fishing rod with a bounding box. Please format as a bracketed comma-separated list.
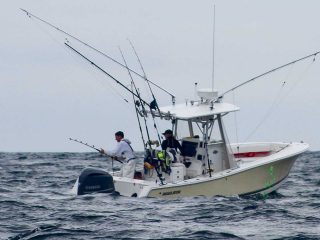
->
[69, 138, 123, 163]
[64, 42, 152, 108]
[20, 8, 176, 102]
[212, 50, 320, 103]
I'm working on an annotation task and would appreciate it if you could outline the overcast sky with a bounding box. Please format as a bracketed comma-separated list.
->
[1, 0, 320, 152]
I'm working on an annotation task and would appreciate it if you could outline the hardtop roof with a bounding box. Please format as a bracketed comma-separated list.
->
[159, 101, 239, 120]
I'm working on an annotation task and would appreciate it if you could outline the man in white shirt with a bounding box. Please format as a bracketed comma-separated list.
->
[100, 131, 136, 178]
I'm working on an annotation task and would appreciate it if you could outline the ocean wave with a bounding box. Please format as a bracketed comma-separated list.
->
[1, 152, 319, 240]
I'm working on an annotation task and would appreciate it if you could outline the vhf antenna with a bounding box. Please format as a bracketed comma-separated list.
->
[212, 4, 216, 92]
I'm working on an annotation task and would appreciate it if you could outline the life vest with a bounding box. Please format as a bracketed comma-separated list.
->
[143, 149, 173, 174]
[156, 150, 173, 174]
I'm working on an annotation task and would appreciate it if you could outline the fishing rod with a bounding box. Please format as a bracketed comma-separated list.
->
[118, 47, 153, 149]
[212, 51, 320, 103]
[117, 47, 147, 148]
[128, 39, 162, 143]
[66, 43, 164, 181]
[20, 8, 176, 102]
[128, 39, 160, 111]
[119, 48, 166, 185]
[69, 138, 101, 152]
[64, 42, 152, 108]
[69, 138, 123, 163]
[130, 82, 147, 147]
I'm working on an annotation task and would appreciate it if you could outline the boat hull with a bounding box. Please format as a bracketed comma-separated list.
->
[111, 153, 299, 198]
[73, 142, 307, 198]
[145, 155, 297, 198]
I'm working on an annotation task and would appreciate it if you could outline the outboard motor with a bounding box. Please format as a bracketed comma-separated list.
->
[76, 168, 115, 195]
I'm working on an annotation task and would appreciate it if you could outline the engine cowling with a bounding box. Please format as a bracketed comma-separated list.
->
[77, 168, 115, 195]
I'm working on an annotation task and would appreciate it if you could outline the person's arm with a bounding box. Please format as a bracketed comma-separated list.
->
[175, 139, 183, 155]
[105, 142, 122, 156]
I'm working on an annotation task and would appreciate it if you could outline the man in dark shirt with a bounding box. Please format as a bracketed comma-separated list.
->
[161, 129, 183, 155]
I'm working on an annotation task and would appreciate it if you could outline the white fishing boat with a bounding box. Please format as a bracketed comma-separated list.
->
[72, 88, 308, 198]
[21, 9, 313, 198]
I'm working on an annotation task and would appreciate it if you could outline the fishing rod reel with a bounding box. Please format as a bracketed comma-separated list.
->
[146, 140, 160, 147]
[135, 100, 148, 117]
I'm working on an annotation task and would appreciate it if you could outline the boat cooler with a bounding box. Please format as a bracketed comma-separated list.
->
[169, 163, 186, 183]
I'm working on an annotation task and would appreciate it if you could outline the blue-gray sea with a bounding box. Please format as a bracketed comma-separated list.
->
[0, 152, 319, 240]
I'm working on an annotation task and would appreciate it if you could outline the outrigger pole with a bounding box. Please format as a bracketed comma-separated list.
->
[20, 8, 176, 103]
[213, 51, 320, 102]
[64, 42, 151, 108]
[69, 138, 123, 164]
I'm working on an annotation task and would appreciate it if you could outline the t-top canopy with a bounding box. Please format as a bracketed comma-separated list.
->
[159, 101, 239, 120]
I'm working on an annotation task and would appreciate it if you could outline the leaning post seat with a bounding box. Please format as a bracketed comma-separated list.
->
[180, 138, 204, 178]
[181, 137, 200, 158]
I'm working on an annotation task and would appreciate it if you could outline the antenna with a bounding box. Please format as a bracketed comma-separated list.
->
[212, 4, 216, 91]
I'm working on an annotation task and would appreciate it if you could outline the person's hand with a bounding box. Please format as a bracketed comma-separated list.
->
[99, 148, 105, 154]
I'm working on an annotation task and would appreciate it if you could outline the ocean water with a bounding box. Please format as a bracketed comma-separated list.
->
[0, 152, 319, 240]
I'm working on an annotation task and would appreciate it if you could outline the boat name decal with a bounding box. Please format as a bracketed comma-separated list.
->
[162, 190, 181, 196]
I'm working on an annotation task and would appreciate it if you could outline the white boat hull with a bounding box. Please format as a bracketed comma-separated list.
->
[112, 142, 307, 198]
[112, 154, 296, 198]
[73, 142, 308, 198]
[145, 155, 296, 198]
